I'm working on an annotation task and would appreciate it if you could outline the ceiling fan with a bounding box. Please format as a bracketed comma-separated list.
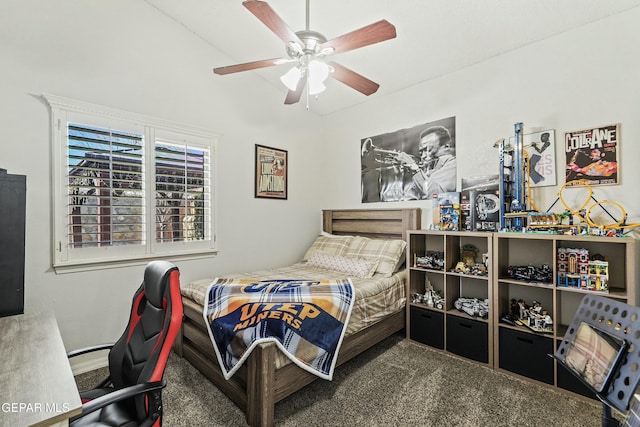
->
[213, 0, 397, 105]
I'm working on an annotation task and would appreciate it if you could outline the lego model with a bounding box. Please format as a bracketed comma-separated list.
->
[413, 279, 445, 309]
[450, 244, 489, 276]
[587, 260, 609, 292]
[415, 251, 445, 270]
[506, 264, 553, 283]
[454, 297, 489, 318]
[423, 289, 444, 309]
[556, 247, 608, 292]
[503, 298, 553, 333]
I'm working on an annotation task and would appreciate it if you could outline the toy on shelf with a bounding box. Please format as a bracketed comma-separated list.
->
[425, 280, 445, 309]
[494, 123, 640, 235]
[545, 182, 640, 236]
[450, 244, 488, 276]
[454, 297, 489, 318]
[502, 299, 553, 333]
[414, 251, 445, 270]
[506, 264, 553, 283]
[557, 247, 609, 293]
[412, 279, 444, 310]
[497, 123, 527, 231]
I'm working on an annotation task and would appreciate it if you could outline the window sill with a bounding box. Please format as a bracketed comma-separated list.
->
[53, 250, 218, 274]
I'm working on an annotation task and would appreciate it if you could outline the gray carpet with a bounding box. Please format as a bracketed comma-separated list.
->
[75, 333, 614, 426]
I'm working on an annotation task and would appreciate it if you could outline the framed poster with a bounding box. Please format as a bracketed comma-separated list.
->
[565, 124, 619, 187]
[255, 144, 287, 199]
[360, 116, 456, 202]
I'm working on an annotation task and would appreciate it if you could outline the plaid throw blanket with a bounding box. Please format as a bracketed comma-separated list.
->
[203, 278, 354, 380]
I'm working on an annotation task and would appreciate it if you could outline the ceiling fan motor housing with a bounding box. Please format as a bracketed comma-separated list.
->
[287, 30, 328, 58]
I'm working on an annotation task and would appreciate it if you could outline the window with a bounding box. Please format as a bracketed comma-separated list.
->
[44, 94, 218, 272]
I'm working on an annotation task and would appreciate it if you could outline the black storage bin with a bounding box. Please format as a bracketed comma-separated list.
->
[499, 327, 554, 384]
[0, 169, 26, 317]
[556, 351, 598, 399]
[446, 314, 488, 363]
[410, 305, 444, 349]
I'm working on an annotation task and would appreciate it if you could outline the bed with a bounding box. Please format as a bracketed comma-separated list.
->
[173, 208, 421, 426]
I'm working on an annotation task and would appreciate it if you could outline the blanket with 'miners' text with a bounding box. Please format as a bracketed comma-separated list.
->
[203, 278, 354, 380]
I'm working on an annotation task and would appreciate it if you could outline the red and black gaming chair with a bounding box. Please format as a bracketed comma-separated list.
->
[67, 260, 183, 427]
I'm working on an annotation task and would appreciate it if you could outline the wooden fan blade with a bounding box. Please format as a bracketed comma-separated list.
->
[320, 20, 396, 55]
[284, 77, 306, 105]
[213, 57, 289, 75]
[243, 0, 303, 49]
[328, 61, 380, 96]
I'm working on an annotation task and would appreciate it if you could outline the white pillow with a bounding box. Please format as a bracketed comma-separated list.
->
[307, 252, 379, 278]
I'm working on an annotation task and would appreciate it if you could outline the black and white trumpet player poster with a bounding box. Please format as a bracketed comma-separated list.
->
[361, 116, 457, 202]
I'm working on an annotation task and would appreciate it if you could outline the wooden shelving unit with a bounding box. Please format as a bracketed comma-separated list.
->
[406, 230, 493, 367]
[493, 232, 639, 398]
[406, 229, 639, 401]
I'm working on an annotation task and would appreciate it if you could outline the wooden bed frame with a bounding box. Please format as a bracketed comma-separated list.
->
[173, 208, 421, 426]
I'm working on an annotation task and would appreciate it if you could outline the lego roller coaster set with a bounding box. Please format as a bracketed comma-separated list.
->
[496, 122, 640, 237]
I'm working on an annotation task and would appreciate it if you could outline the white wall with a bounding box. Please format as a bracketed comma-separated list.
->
[3, 1, 639, 371]
[1, 0, 327, 369]
[321, 8, 640, 233]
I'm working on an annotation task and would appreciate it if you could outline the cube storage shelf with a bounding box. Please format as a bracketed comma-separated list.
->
[406, 230, 639, 401]
[493, 232, 639, 399]
[406, 230, 493, 366]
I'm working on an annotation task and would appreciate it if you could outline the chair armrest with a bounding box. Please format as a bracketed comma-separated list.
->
[67, 343, 115, 358]
[69, 380, 166, 422]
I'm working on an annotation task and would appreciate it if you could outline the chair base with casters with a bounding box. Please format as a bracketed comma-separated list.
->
[68, 261, 183, 427]
[554, 294, 640, 427]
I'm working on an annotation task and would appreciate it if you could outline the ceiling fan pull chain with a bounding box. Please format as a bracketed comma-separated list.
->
[305, 74, 310, 110]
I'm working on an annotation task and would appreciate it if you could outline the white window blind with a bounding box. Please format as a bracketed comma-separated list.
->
[45, 94, 218, 272]
[154, 141, 210, 244]
[67, 124, 145, 248]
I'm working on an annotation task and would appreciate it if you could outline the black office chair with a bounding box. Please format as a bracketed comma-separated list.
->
[68, 261, 183, 427]
[555, 294, 640, 427]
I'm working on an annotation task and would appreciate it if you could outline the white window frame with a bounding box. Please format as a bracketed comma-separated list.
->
[43, 94, 219, 273]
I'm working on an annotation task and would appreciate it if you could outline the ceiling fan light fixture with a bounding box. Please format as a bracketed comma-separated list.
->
[308, 79, 326, 96]
[280, 66, 302, 91]
[308, 59, 329, 83]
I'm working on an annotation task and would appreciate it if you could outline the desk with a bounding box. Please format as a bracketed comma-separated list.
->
[0, 312, 82, 426]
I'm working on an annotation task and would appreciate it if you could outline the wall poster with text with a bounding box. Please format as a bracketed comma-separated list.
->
[525, 130, 556, 187]
[509, 129, 557, 187]
[255, 144, 287, 199]
[565, 124, 619, 187]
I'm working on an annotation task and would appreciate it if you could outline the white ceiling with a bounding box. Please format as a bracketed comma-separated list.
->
[145, 0, 640, 116]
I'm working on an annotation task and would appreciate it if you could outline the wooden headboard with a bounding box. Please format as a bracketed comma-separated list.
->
[322, 208, 421, 240]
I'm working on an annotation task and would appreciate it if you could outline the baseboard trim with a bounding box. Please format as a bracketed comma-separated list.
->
[69, 354, 109, 375]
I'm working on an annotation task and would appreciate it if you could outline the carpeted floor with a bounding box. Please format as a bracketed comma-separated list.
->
[75, 332, 615, 426]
